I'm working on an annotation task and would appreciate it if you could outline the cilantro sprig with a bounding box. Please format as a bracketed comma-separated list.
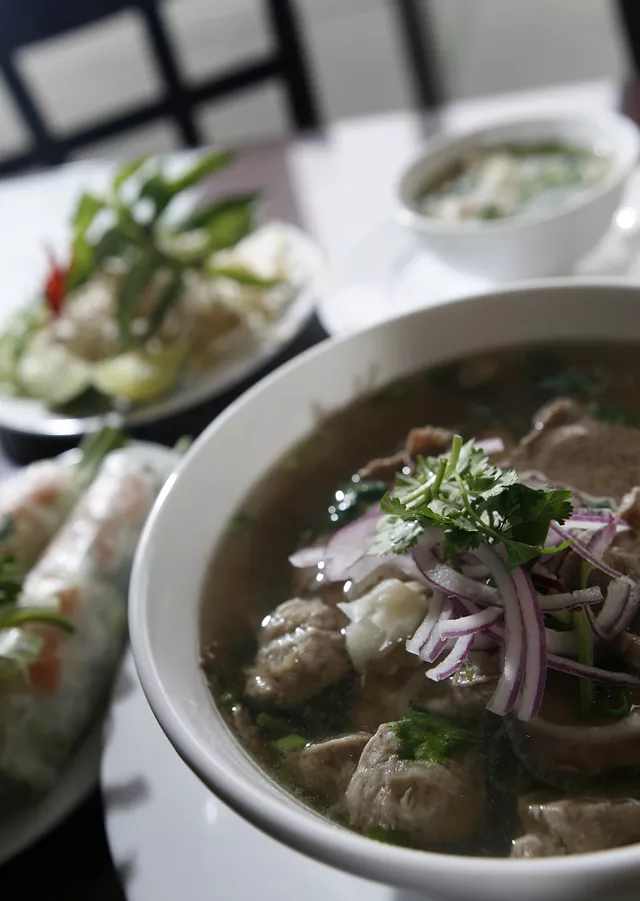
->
[372, 435, 573, 568]
[389, 705, 481, 765]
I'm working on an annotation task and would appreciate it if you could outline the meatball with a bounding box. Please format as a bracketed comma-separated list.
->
[245, 598, 350, 708]
[346, 724, 486, 846]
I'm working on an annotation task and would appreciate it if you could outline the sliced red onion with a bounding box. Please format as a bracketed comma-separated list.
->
[538, 587, 603, 611]
[596, 578, 631, 635]
[406, 589, 444, 656]
[323, 510, 381, 582]
[420, 598, 452, 663]
[612, 582, 640, 636]
[475, 544, 525, 716]
[585, 518, 618, 559]
[585, 606, 610, 643]
[486, 623, 640, 687]
[545, 653, 640, 687]
[548, 522, 624, 579]
[426, 633, 475, 682]
[288, 546, 326, 568]
[589, 578, 639, 641]
[511, 566, 547, 721]
[439, 605, 502, 639]
[566, 512, 630, 534]
[412, 544, 500, 606]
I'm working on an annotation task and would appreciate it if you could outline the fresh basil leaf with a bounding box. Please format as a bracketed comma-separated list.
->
[205, 197, 257, 251]
[180, 192, 259, 232]
[208, 264, 280, 289]
[169, 151, 233, 195]
[72, 193, 104, 237]
[115, 255, 157, 343]
[146, 270, 182, 338]
[113, 155, 147, 193]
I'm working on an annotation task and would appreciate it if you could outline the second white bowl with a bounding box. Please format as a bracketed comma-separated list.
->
[397, 111, 640, 280]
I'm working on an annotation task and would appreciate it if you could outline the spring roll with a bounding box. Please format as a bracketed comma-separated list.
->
[0, 428, 126, 575]
[0, 444, 177, 795]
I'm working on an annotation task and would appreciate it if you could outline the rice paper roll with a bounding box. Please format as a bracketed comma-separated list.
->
[0, 444, 177, 795]
[0, 461, 78, 576]
[0, 428, 126, 576]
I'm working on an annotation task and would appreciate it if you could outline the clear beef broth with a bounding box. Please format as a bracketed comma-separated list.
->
[201, 341, 640, 858]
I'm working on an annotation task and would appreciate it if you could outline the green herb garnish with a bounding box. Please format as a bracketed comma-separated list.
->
[372, 435, 573, 568]
[66, 153, 261, 345]
[272, 734, 308, 753]
[363, 827, 411, 846]
[389, 705, 481, 765]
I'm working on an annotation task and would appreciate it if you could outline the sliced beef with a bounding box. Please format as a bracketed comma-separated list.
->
[244, 598, 350, 708]
[351, 651, 499, 732]
[287, 733, 370, 806]
[511, 794, 640, 856]
[508, 404, 640, 501]
[358, 425, 452, 483]
[511, 831, 564, 858]
[346, 724, 486, 846]
[405, 426, 453, 458]
[359, 452, 408, 483]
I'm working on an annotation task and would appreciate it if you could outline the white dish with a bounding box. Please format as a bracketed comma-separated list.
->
[396, 110, 640, 280]
[0, 440, 177, 865]
[0, 222, 325, 438]
[102, 653, 430, 901]
[319, 171, 640, 336]
[130, 280, 640, 901]
[0, 720, 101, 867]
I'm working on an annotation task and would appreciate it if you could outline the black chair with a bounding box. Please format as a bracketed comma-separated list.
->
[0, 0, 321, 175]
[391, 0, 444, 111]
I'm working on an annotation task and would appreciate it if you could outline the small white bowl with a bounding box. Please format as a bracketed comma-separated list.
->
[397, 112, 640, 280]
[131, 280, 640, 901]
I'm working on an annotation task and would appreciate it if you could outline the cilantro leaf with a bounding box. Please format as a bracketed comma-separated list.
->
[389, 706, 481, 765]
[370, 434, 573, 567]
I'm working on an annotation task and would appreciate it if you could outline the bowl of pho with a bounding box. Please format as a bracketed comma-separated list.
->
[131, 280, 640, 901]
[397, 112, 639, 280]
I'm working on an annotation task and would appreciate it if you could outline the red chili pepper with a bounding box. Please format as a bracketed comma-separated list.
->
[43, 247, 68, 317]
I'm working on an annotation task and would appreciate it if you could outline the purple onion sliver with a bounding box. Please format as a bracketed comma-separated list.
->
[585, 605, 610, 643]
[538, 587, 603, 611]
[439, 605, 503, 639]
[546, 653, 640, 687]
[419, 598, 452, 663]
[512, 566, 547, 722]
[475, 544, 525, 716]
[323, 509, 381, 582]
[288, 546, 326, 568]
[612, 583, 640, 637]
[426, 634, 475, 682]
[596, 578, 631, 635]
[586, 519, 618, 560]
[406, 589, 443, 656]
[411, 546, 500, 606]
[548, 522, 624, 579]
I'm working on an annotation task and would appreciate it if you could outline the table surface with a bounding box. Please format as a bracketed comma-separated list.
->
[0, 77, 633, 899]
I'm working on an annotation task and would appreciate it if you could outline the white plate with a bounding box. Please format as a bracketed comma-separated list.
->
[0, 441, 177, 865]
[0, 720, 101, 867]
[318, 172, 640, 337]
[102, 654, 429, 901]
[0, 222, 325, 437]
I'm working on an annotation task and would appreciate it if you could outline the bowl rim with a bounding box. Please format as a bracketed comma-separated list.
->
[130, 277, 640, 891]
[396, 109, 640, 236]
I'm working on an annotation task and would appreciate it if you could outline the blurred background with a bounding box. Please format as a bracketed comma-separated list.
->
[0, 0, 631, 171]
